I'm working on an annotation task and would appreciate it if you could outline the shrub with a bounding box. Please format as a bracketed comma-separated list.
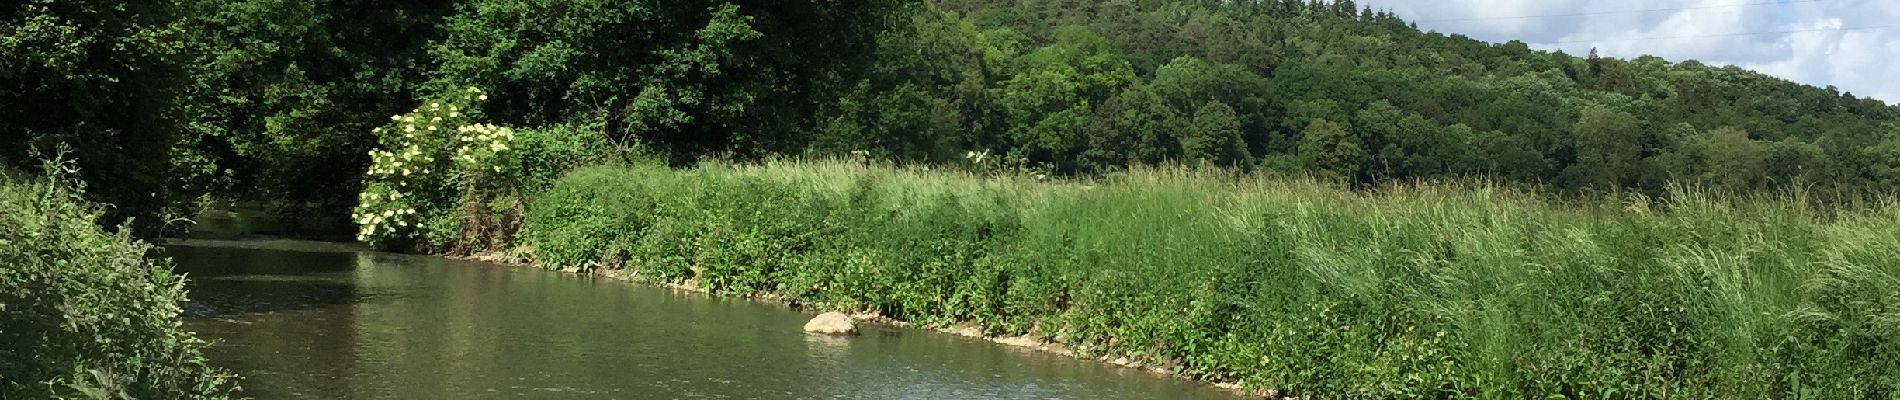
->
[352, 87, 512, 249]
[352, 89, 617, 252]
[0, 162, 235, 398]
[503, 122, 614, 194]
[519, 164, 663, 270]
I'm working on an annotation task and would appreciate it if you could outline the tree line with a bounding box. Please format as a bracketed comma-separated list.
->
[6, 0, 1898, 233]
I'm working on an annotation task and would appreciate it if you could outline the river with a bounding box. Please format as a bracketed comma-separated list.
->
[169, 240, 1240, 399]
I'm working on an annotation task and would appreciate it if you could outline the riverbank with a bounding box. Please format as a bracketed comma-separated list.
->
[444, 160, 1896, 398]
[168, 239, 1243, 399]
[446, 247, 1249, 392]
[2, 168, 236, 398]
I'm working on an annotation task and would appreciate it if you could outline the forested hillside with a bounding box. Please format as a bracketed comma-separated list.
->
[5, 0, 1898, 231]
[855, 0, 1900, 192]
[8, 1, 1899, 396]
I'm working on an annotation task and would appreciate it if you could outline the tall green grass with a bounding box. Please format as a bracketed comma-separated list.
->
[520, 160, 1899, 397]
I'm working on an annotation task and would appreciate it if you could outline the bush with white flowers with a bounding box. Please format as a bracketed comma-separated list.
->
[352, 87, 513, 247]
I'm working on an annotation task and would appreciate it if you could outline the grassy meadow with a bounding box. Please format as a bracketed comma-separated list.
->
[514, 160, 1899, 397]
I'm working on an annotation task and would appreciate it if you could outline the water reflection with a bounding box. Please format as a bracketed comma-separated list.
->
[171, 242, 1236, 399]
[167, 246, 367, 317]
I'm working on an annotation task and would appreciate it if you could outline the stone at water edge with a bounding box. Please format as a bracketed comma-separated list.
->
[804, 312, 858, 335]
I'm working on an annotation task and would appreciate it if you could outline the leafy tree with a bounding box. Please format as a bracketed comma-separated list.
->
[1010, 25, 1137, 101]
[1298, 119, 1366, 180]
[1684, 127, 1767, 192]
[1150, 56, 1272, 154]
[996, 25, 1135, 172]
[1564, 105, 1646, 192]
[1280, 99, 1351, 153]
[180, 0, 455, 231]
[430, 0, 906, 164]
[1471, 130, 1549, 182]
[811, 6, 1002, 161]
[1812, 123, 1885, 189]
[1088, 85, 1181, 167]
[1, 0, 192, 232]
[1182, 101, 1251, 167]
[27, 0, 1900, 237]
[1354, 100, 1477, 180]
[1150, 56, 1270, 115]
[1864, 130, 1900, 189]
[812, 83, 962, 161]
[1763, 139, 1829, 188]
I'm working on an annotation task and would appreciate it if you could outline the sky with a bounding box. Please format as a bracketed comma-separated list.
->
[1356, 0, 1900, 103]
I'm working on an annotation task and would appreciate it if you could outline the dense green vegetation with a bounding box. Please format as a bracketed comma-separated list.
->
[0, 163, 234, 398]
[8, 0, 1900, 396]
[10, 0, 1900, 231]
[835, 0, 1900, 193]
[516, 160, 1898, 397]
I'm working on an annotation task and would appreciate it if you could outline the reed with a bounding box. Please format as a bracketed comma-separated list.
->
[520, 159, 1900, 397]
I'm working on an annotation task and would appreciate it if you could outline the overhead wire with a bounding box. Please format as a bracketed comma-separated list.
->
[1549, 23, 1898, 44]
[1415, 0, 1828, 23]
[1397, 0, 1892, 44]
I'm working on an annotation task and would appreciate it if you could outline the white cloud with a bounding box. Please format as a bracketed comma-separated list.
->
[1360, 0, 1900, 102]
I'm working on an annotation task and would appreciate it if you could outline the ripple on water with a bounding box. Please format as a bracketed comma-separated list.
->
[175, 242, 1243, 399]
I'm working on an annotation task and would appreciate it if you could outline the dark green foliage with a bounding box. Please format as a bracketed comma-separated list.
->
[1297, 119, 1366, 179]
[517, 165, 664, 271]
[1682, 127, 1768, 192]
[22, 0, 1900, 231]
[1, 0, 192, 233]
[1182, 101, 1250, 167]
[813, 83, 963, 161]
[0, 166, 234, 398]
[179, 0, 455, 232]
[519, 161, 1900, 397]
[809, 0, 1900, 197]
[430, 0, 906, 164]
[1087, 85, 1181, 167]
[1565, 105, 1649, 192]
[502, 123, 614, 194]
[18, 0, 1900, 395]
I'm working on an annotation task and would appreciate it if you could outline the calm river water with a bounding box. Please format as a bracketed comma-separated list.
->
[169, 241, 1238, 399]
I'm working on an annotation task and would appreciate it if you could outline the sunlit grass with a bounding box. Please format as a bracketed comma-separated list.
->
[520, 159, 1899, 397]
